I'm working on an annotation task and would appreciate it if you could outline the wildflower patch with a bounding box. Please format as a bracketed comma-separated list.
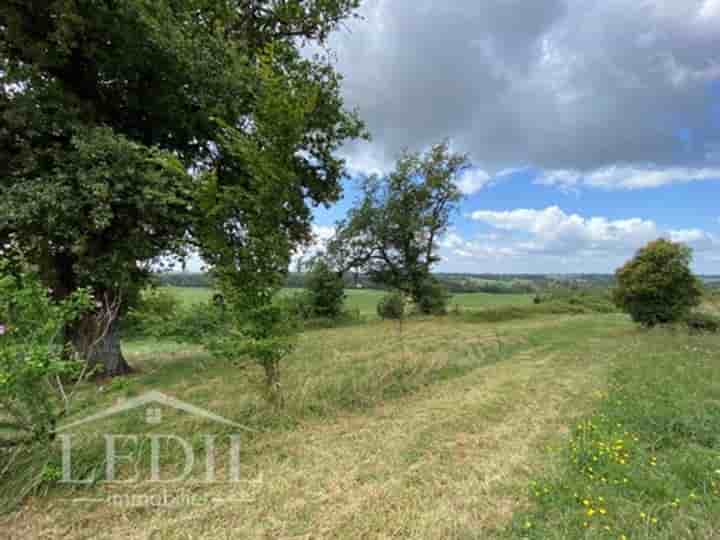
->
[509, 335, 720, 539]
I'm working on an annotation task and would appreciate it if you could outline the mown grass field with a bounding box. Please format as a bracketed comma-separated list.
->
[2, 291, 719, 539]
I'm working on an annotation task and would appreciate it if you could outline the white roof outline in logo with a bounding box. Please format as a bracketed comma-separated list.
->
[57, 390, 254, 433]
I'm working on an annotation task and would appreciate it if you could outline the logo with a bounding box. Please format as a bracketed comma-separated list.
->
[58, 391, 251, 507]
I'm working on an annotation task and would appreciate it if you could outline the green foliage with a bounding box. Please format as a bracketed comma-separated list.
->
[124, 287, 181, 336]
[125, 287, 225, 343]
[304, 259, 346, 319]
[377, 292, 408, 320]
[462, 293, 616, 324]
[206, 288, 299, 403]
[1, 0, 365, 373]
[157, 273, 212, 288]
[535, 287, 617, 314]
[613, 239, 703, 327]
[414, 277, 451, 315]
[0, 262, 92, 511]
[684, 312, 720, 334]
[328, 141, 469, 303]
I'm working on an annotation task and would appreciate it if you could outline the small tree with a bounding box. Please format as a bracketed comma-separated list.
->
[305, 259, 346, 319]
[206, 286, 298, 405]
[613, 239, 702, 327]
[377, 291, 407, 320]
[414, 277, 451, 315]
[327, 141, 469, 308]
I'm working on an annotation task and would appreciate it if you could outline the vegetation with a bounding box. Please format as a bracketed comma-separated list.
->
[1, 3, 714, 538]
[2, 290, 718, 537]
[414, 277, 452, 315]
[0, 264, 92, 512]
[303, 259, 346, 319]
[510, 328, 720, 540]
[0, 0, 364, 376]
[377, 291, 408, 320]
[613, 239, 703, 327]
[328, 142, 469, 311]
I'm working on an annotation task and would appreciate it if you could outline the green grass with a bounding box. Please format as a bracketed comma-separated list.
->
[165, 285, 533, 319]
[508, 328, 720, 540]
[3, 306, 719, 539]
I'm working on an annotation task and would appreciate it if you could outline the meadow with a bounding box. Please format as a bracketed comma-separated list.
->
[2, 288, 719, 539]
[166, 286, 535, 318]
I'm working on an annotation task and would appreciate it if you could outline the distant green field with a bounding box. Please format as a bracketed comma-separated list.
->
[165, 286, 533, 318]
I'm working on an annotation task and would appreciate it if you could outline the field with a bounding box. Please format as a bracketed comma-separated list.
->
[2, 290, 719, 539]
[166, 286, 534, 318]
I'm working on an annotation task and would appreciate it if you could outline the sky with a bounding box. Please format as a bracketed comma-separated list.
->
[303, 0, 720, 275]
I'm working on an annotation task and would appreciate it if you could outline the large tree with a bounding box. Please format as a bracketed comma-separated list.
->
[0, 1, 365, 376]
[327, 141, 469, 308]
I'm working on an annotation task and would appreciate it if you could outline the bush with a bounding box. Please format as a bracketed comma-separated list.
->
[124, 287, 180, 336]
[125, 288, 226, 342]
[175, 301, 227, 343]
[285, 291, 315, 321]
[414, 278, 451, 315]
[0, 263, 92, 511]
[613, 239, 702, 327]
[684, 312, 720, 333]
[205, 283, 300, 404]
[304, 260, 345, 319]
[377, 292, 407, 320]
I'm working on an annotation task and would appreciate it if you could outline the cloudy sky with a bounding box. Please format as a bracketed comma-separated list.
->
[308, 0, 720, 274]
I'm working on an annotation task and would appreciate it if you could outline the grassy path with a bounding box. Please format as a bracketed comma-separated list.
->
[2, 315, 631, 539]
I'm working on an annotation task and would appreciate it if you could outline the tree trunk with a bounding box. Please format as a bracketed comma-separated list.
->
[71, 314, 132, 378]
[262, 360, 283, 406]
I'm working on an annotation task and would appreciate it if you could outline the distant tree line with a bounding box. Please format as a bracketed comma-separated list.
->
[157, 271, 536, 294]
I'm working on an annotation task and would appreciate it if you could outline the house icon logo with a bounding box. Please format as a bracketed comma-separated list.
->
[57, 390, 253, 433]
[58, 391, 250, 487]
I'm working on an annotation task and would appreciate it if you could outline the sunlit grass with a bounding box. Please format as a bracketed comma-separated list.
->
[165, 285, 534, 319]
[3, 309, 718, 539]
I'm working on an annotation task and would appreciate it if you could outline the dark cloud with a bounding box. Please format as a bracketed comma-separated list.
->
[329, 0, 720, 173]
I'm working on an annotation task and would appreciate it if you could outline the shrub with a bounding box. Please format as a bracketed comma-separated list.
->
[124, 287, 180, 337]
[304, 260, 346, 319]
[125, 288, 225, 343]
[206, 287, 299, 404]
[377, 292, 407, 320]
[414, 278, 451, 315]
[285, 291, 315, 321]
[174, 301, 227, 344]
[613, 239, 702, 327]
[0, 262, 92, 511]
[684, 312, 720, 333]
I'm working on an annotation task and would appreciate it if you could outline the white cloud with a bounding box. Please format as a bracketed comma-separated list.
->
[536, 165, 720, 190]
[434, 207, 720, 272]
[698, 0, 720, 21]
[470, 206, 660, 254]
[456, 168, 492, 195]
[292, 225, 336, 266]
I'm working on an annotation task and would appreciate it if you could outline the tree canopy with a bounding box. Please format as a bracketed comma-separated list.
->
[0, 0, 365, 375]
[327, 141, 468, 308]
[613, 239, 703, 327]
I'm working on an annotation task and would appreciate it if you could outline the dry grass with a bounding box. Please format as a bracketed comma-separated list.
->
[1, 314, 632, 539]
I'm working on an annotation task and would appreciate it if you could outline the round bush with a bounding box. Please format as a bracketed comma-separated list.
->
[613, 239, 703, 327]
[377, 292, 406, 320]
[414, 278, 451, 315]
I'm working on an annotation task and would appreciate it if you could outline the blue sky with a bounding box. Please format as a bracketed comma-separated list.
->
[310, 164, 720, 274]
[301, 0, 720, 275]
